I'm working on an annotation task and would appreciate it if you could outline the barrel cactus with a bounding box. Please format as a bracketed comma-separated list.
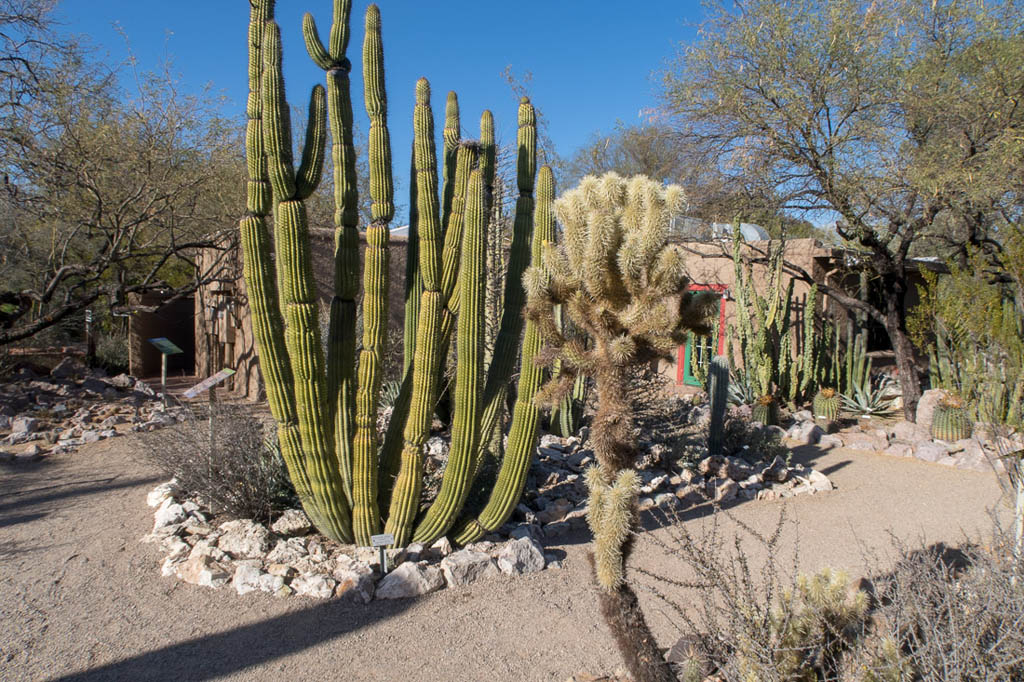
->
[931, 392, 972, 442]
[752, 394, 779, 426]
[813, 388, 841, 422]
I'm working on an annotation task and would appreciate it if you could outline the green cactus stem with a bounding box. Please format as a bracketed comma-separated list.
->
[932, 397, 972, 442]
[382, 79, 446, 546]
[412, 167, 486, 544]
[813, 388, 841, 422]
[452, 164, 554, 545]
[707, 355, 729, 454]
[304, 0, 359, 506]
[349, 3, 393, 545]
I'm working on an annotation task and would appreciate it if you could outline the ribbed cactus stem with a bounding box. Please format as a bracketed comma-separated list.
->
[382, 79, 445, 544]
[452, 164, 553, 546]
[244, 3, 351, 543]
[349, 2, 394, 545]
[440, 91, 460, 224]
[403, 141, 421, 376]
[412, 168, 486, 544]
[468, 98, 536, 478]
[305, 0, 360, 505]
[707, 355, 728, 454]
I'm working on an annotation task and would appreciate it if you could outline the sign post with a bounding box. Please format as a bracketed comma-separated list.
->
[147, 337, 184, 406]
[180, 368, 236, 512]
[370, 533, 395, 574]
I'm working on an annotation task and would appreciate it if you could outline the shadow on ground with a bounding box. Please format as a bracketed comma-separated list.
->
[0, 470, 161, 527]
[50, 595, 414, 682]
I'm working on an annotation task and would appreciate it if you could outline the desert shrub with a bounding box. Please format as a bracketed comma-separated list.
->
[628, 365, 693, 453]
[636, 506, 1024, 681]
[140, 403, 296, 523]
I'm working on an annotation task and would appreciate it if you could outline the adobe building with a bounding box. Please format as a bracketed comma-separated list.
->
[191, 219, 936, 400]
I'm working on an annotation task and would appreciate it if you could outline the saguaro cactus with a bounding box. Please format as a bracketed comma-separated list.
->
[241, 0, 544, 550]
[525, 173, 716, 682]
[707, 355, 729, 454]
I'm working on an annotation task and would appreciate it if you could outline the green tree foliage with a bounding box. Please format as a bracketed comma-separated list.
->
[662, 0, 1024, 420]
[0, 1, 242, 345]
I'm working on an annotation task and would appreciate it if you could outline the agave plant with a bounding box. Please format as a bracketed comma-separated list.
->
[728, 366, 758, 406]
[840, 374, 899, 418]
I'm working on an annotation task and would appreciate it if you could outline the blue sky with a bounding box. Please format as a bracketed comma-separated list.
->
[55, 1, 704, 218]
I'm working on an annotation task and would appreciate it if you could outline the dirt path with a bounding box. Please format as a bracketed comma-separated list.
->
[0, 435, 1004, 681]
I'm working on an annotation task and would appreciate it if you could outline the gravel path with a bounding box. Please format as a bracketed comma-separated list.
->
[0, 435, 1004, 681]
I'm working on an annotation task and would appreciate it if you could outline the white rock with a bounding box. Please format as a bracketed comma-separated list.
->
[375, 561, 445, 599]
[430, 536, 453, 558]
[160, 556, 184, 577]
[440, 549, 500, 587]
[259, 573, 285, 593]
[291, 574, 337, 599]
[11, 417, 39, 434]
[232, 561, 264, 595]
[217, 519, 272, 559]
[176, 554, 230, 588]
[808, 470, 833, 492]
[675, 484, 705, 507]
[333, 555, 375, 604]
[653, 492, 677, 509]
[914, 442, 949, 463]
[915, 389, 948, 431]
[791, 421, 823, 445]
[819, 434, 844, 448]
[271, 509, 313, 536]
[264, 537, 308, 564]
[496, 537, 546, 575]
[889, 420, 929, 443]
[708, 477, 739, 503]
[536, 498, 573, 524]
[153, 498, 187, 530]
[883, 442, 914, 458]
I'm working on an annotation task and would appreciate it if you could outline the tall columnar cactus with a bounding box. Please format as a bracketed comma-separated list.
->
[452, 165, 553, 545]
[242, 0, 544, 551]
[707, 355, 729, 454]
[242, 1, 352, 542]
[729, 228, 833, 408]
[524, 173, 716, 682]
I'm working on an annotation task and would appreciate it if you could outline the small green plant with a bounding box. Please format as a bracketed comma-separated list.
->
[840, 374, 898, 418]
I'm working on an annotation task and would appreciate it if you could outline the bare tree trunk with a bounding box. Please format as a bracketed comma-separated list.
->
[884, 293, 923, 422]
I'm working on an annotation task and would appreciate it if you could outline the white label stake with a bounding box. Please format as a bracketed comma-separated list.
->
[370, 533, 395, 574]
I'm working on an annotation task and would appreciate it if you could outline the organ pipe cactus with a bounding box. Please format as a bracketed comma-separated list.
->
[524, 172, 716, 682]
[241, 0, 543, 548]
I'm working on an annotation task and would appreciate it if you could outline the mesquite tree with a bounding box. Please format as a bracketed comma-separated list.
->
[524, 172, 717, 682]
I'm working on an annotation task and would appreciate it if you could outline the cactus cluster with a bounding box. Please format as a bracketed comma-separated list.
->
[728, 228, 844, 408]
[240, 0, 545, 547]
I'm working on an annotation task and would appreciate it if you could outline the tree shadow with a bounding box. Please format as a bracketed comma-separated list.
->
[0, 475, 160, 526]
[49, 595, 415, 682]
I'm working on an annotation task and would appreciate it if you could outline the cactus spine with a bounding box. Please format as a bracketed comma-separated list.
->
[707, 355, 729, 454]
[452, 165, 553, 545]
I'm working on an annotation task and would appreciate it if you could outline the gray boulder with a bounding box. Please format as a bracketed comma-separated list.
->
[440, 549, 500, 587]
[375, 561, 445, 599]
[497, 537, 546, 575]
[915, 389, 947, 431]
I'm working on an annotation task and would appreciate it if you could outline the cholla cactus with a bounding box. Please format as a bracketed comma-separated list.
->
[525, 172, 716, 682]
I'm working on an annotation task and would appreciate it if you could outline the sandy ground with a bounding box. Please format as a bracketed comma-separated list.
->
[0, 434, 1005, 682]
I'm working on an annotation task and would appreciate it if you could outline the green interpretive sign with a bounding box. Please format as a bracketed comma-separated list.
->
[147, 337, 183, 355]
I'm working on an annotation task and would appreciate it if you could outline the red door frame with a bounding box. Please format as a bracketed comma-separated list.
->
[676, 283, 729, 385]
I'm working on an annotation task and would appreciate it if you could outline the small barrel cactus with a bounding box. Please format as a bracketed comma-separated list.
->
[752, 394, 778, 426]
[931, 392, 972, 442]
[813, 388, 841, 422]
